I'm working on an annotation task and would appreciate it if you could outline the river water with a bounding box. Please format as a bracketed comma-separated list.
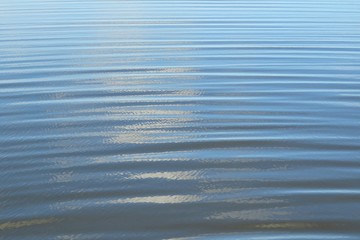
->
[1, 0, 360, 239]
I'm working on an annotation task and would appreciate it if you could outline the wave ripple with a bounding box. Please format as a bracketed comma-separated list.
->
[1, 0, 360, 239]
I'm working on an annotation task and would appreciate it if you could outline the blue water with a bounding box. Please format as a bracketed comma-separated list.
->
[1, 0, 360, 239]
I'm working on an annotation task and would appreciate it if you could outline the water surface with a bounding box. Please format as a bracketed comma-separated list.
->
[1, 0, 360, 239]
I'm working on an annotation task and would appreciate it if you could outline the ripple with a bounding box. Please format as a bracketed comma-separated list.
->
[1, 0, 360, 239]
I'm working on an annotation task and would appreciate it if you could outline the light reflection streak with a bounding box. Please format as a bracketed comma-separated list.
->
[128, 170, 201, 180]
[0, 217, 59, 230]
[208, 208, 289, 220]
[106, 195, 203, 204]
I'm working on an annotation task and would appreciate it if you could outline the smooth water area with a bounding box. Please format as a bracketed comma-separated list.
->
[1, 0, 360, 239]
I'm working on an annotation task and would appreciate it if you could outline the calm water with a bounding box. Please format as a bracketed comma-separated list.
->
[1, 0, 360, 239]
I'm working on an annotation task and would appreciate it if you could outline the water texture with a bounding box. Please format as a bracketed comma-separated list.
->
[1, 0, 360, 239]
